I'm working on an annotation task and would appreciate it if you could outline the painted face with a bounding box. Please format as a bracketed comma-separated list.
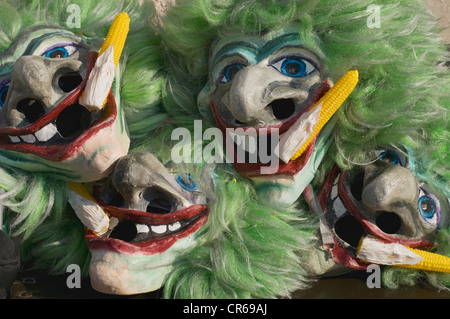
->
[0, 26, 129, 182]
[201, 26, 332, 207]
[86, 152, 210, 295]
[317, 148, 450, 271]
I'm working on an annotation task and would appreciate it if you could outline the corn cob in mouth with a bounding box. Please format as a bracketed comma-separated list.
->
[67, 182, 113, 236]
[80, 12, 130, 110]
[279, 70, 359, 163]
[357, 236, 450, 273]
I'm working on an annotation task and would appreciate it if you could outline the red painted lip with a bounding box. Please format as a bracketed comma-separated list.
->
[210, 81, 331, 177]
[86, 204, 210, 255]
[0, 52, 117, 161]
[318, 165, 434, 270]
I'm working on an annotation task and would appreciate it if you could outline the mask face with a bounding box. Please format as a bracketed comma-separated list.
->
[86, 152, 211, 295]
[201, 26, 333, 207]
[0, 26, 129, 182]
[317, 148, 449, 271]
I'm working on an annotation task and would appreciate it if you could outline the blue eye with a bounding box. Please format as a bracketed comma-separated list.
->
[418, 188, 440, 227]
[43, 45, 77, 59]
[175, 174, 198, 191]
[0, 85, 9, 108]
[220, 64, 244, 83]
[271, 56, 315, 77]
[377, 150, 403, 166]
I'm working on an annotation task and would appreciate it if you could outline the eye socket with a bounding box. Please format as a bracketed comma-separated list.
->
[271, 56, 315, 78]
[220, 64, 244, 83]
[418, 187, 440, 227]
[376, 149, 406, 167]
[175, 174, 198, 192]
[42, 44, 77, 59]
[0, 84, 9, 108]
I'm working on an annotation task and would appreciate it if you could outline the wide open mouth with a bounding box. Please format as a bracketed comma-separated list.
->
[86, 191, 209, 255]
[0, 52, 117, 161]
[318, 165, 434, 270]
[210, 81, 330, 177]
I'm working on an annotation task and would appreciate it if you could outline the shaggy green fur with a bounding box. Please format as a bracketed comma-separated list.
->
[162, 168, 319, 298]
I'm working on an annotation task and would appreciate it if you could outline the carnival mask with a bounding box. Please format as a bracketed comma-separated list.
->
[316, 148, 449, 272]
[199, 26, 344, 207]
[79, 152, 211, 295]
[0, 26, 129, 182]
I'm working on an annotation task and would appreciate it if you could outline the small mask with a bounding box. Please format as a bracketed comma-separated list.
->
[80, 152, 211, 295]
[317, 148, 449, 271]
[0, 26, 129, 182]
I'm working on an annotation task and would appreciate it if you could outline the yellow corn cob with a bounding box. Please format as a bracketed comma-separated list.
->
[290, 70, 359, 161]
[396, 247, 450, 273]
[67, 182, 96, 202]
[98, 12, 130, 67]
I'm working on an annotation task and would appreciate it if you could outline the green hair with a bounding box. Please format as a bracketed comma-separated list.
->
[162, 167, 319, 298]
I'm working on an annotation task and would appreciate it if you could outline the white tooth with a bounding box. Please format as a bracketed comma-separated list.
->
[330, 184, 338, 200]
[109, 217, 119, 230]
[136, 224, 150, 234]
[21, 134, 36, 143]
[9, 136, 20, 143]
[168, 221, 181, 232]
[151, 225, 167, 234]
[332, 196, 347, 218]
[35, 123, 58, 142]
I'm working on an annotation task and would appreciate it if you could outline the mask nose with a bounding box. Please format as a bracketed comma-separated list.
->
[5, 55, 83, 126]
[225, 65, 299, 126]
[360, 163, 418, 236]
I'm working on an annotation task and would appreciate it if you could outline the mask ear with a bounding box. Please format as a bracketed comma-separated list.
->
[197, 83, 215, 124]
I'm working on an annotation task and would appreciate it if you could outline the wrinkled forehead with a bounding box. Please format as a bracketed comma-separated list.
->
[210, 25, 304, 65]
[0, 26, 95, 74]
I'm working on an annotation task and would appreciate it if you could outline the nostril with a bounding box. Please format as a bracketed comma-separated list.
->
[144, 190, 175, 214]
[58, 71, 82, 93]
[17, 98, 45, 123]
[269, 99, 296, 120]
[376, 211, 402, 234]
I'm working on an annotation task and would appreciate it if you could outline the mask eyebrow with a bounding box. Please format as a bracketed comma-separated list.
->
[258, 32, 303, 60]
[211, 40, 258, 66]
[0, 26, 78, 69]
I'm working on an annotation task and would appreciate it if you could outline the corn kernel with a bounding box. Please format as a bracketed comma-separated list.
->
[397, 247, 450, 273]
[290, 70, 359, 161]
[99, 12, 130, 67]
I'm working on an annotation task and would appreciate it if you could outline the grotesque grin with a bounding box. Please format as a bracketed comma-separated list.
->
[210, 80, 331, 177]
[87, 201, 209, 255]
[0, 52, 116, 161]
[318, 164, 438, 270]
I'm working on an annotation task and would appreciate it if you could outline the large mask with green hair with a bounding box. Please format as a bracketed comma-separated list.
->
[197, 25, 336, 208]
[0, 8, 129, 182]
